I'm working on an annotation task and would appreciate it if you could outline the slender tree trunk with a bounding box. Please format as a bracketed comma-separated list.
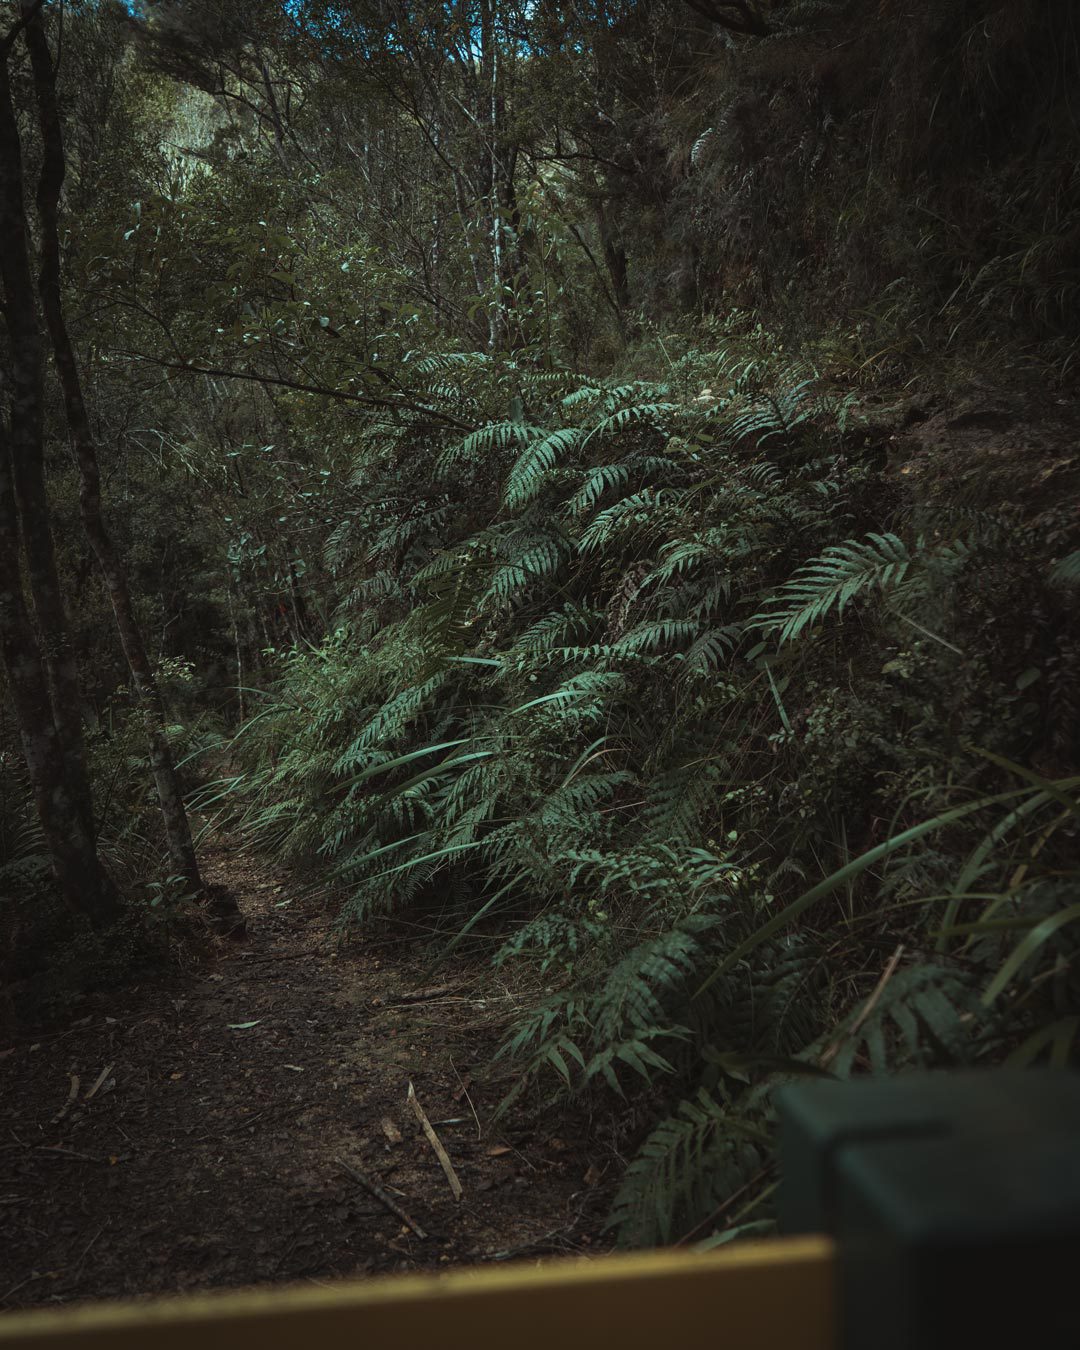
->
[0, 52, 97, 840]
[0, 30, 117, 926]
[22, 3, 240, 932]
[285, 560, 309, 640]
[596, 197, 631, 327]
[479, 0, 508, 351]
[227, 579, 246, 723]
[0, 430, 115, 925]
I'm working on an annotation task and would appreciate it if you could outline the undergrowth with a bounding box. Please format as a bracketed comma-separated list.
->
[228, 327, 1080, 1247]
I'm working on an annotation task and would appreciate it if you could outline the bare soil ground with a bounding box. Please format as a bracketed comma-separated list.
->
[0, 847, 612, 1311]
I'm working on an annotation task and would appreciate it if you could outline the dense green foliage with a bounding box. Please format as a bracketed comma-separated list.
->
[229, 337, 1080, 1244]
[3, 0, 1080, 1246]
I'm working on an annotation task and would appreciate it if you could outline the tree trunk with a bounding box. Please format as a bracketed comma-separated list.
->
[0, 435, 116, 926]
[0, 31, 117, 926]
[21, 2, 241, 932]
[0, 50, 97, 842]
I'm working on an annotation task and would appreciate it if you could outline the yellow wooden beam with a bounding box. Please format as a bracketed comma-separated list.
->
[0, 1235, 834, 1350]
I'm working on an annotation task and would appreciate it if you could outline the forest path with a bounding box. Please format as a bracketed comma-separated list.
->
[0, 844, 607, 1310]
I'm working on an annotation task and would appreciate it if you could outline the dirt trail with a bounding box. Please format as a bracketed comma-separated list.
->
[0, 847, 609, 1310]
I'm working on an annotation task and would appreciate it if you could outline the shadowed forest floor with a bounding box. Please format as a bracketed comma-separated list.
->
[1, 849, 612, 1310]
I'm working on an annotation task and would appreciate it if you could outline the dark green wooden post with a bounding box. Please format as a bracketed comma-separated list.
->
[779, 1071, 1080, 1349]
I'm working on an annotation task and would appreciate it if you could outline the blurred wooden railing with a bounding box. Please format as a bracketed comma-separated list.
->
[0, 1237, 835, 1350]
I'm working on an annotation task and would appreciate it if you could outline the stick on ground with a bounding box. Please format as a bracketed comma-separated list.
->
[51, 1075, 79, 1124]
[408, 1080, 464, 1202]
[83, 1064, 113, 1103]
[334, 1158, 428, 1240]
[387, 984, 463, 1006]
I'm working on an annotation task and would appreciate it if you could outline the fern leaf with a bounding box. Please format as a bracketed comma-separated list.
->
[1050, 550, 1080, 589]
[750, 532, 912, 644]
[609, 1089, 767, 1246]
[503, 427, 583, 509]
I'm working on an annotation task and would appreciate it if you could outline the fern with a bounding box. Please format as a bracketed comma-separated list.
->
[567, 453, 680, 518]
[682, 627, 740, 674]
[479, 527, 570, 609]
[610, 1089, 768, 1246]
[587, 401, 677, 442]
[750, 532, 913, 643]
[495, 910, 606, 975]
[725, 368, 822, 449]
[642, 758, 728, 845]
[608, 619, 699, 658]
[579, 488, 687, 554]
[437, 419, 544, 479]
[409, 350, 491, 377]
[229, 344, 1073, 1255]
[819, 961, 987, 1076]
[560, 383, 602, 409]
[507, 604, 603, 668]
[1050, 550, 1080, 589]
[503, 426, 582, 509]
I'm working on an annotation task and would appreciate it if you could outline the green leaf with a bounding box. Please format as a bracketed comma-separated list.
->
[983, 904, 1080, 1006]
[1006, 1017, 1080, 1068]
[696, 783, 1080, 999]
[340, 739, 470, 789]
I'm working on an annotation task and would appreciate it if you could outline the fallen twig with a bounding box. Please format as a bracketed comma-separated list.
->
[73, 1222, 109, 1279]
[487, 1221, 588, 1262]
[408, 1081, 463, 1201]
[0, 1274, 44, 1305]
[821, 943, 906, 1068]
[675, 1163, 776, 1246]
[50, 1075, 80, 1124]
[334, 1157, 428, 1240]
[215, 1101, 308, 1137]
[83, 1064, 113, 1103]
[387, 984, 463, 1005]
[34, 1145, 100, 1162]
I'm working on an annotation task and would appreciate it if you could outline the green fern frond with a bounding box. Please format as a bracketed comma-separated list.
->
[725, 369, 821, 449]
[682, 626, 740, 673]
[437, 420, 544, 478]
[588, 402, 677, 442]
[409, 350, 491, 377]
[508, 604, 604, 668]
[567, 453, 679, 518]
[609, 1089, 767, 1246]
[642, 759, 727, 845]
[561, 383, 603, 409]
[503, 427, 583, 509]
[608, 620, 698, 658]
[1050, 550, 1080, 589]
[579, 489, 686, 554]
[495, 911, 606, 975]
[480, 531, 570, 609]
[821, 961, 986, 1076]
[750, 532, 912, 644]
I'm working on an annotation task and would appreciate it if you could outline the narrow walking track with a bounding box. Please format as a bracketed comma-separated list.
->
[0, 848, 609, 1310]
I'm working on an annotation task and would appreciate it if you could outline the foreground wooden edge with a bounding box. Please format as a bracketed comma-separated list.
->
[0, 1235, 835, 1349]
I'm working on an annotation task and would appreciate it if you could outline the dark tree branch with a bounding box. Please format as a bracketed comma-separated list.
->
[114, 352, 478, 432]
